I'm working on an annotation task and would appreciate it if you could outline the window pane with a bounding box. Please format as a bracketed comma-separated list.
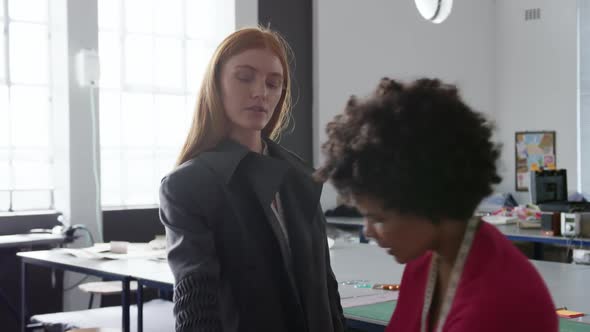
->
[98, 32, 121, 89]
[154, 38, 182, 90]
[99, 91, 121, 147]
[12, 190, 51, 211]
[10, 86, 49, 147]
[124, 35, 153, 86]
[125, 0, 153, 34]
[155, 94, 186, 147]
[217, 0, 235, 36]
[9, 23, 48, 84]
[185, 95, 196, 124]
[185, 40, 214, 94]
[12, 149, 52, 189]
[0, 191, 8, 211]
[186, 1, 215, 40]
[9, 0, 47, 22]
[154, 0, 182, 36]
[0, 161, 9, 189]
[0, 148, 10, 210]
[186, 0, 234, 41]
[156, 149, 176, 183]
[123, 149, 155, 205]
[0, 3, 4, 18]
[98, 0, 120, 31]
[13, 159, 51, 190]
[121, 92, 154, 147]
[0, 86, 8, 147]
[0, 30, 5, 81]
[100, 148, 122, 206]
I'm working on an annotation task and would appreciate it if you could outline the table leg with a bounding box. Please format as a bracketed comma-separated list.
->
[533, 242, 545, 260]
[121, 278, 130, 332]
[137, 280, 143, 332]
[359, 226, 368, 244]
[20, 260, 27, 332]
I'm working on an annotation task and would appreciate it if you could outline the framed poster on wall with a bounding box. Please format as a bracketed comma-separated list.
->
[515, 131, 556, 192]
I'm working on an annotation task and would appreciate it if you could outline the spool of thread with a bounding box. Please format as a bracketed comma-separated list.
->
[110, 241, 128, 254]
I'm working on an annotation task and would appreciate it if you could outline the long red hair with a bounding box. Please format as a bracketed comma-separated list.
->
[176, 26, 293, 166]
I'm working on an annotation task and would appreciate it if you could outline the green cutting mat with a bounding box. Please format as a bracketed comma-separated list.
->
[344, 301, 397, 322]
[343, 301, 590, 332]
[561, 319, 590, 332]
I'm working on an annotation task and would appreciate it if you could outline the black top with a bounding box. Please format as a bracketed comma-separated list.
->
[159, 138, 345, 332]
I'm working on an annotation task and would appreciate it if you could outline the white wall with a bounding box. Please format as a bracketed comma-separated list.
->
[314, 0, 496, 209]
[495, 0, 578, 203]
[581, 0, 590, 195]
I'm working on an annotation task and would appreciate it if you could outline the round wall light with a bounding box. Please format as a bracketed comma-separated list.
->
[415, 0, 453, 24]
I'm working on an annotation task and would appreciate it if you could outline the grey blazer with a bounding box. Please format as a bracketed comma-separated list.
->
[159, 138, 345, 332]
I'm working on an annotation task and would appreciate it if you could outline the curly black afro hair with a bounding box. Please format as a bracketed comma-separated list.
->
[315, 78, 502, 222]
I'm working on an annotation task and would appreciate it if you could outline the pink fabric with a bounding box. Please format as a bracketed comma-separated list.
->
[386, 221, 558, 332]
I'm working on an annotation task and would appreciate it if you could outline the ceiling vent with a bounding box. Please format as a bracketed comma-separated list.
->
[525, 8, 541, 21]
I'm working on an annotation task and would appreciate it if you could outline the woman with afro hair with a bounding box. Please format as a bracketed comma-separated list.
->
[315, 78, 557, 332]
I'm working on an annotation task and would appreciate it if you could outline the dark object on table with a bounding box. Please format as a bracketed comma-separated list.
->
[531, 169, 590, 212]
[540, 212, 561, 236]
[530, 169, 568, 204]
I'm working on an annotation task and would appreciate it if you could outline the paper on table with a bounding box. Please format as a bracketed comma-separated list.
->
[341, 291, 399, 308]
[482, 215, 518, 225]
[59, 248, 105, 259]
[93, 249, 166, 260]
[59, 243, 166, 260]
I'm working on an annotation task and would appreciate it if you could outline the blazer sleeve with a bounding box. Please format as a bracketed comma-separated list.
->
[320, 212, 347, 331]
[159, 175, 223, 332]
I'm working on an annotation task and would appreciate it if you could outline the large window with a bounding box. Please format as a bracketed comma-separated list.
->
[98, 0, 234, 206]
[580, 1, 590, 196]
[0, 0, 53, 212]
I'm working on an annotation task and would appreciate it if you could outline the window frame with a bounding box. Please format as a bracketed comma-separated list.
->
[0, 0, 54, 212]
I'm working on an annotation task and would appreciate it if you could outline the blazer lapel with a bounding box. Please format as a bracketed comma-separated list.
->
[238, 153, 303, 299]
[200, 138, 315, 314]
[265, 140, 324, 300]
[199, 139, 250, 184]
[266, 139, 322, 225]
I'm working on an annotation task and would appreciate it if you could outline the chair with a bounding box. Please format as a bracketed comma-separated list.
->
[30, 299, 174, 332]
[67, 329, 121, 332]
[78, 281, 139, 309]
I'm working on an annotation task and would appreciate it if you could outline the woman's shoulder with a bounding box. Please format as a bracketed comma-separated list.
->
[460, 221, 556, 314]
[472, 221, 535, 267]
[160, 157, 224, 204]
[393, 252, 433, 314]
[266, 139, 315, 173]
[163, 157, 217, 187]
[401, 252, 434, 285]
